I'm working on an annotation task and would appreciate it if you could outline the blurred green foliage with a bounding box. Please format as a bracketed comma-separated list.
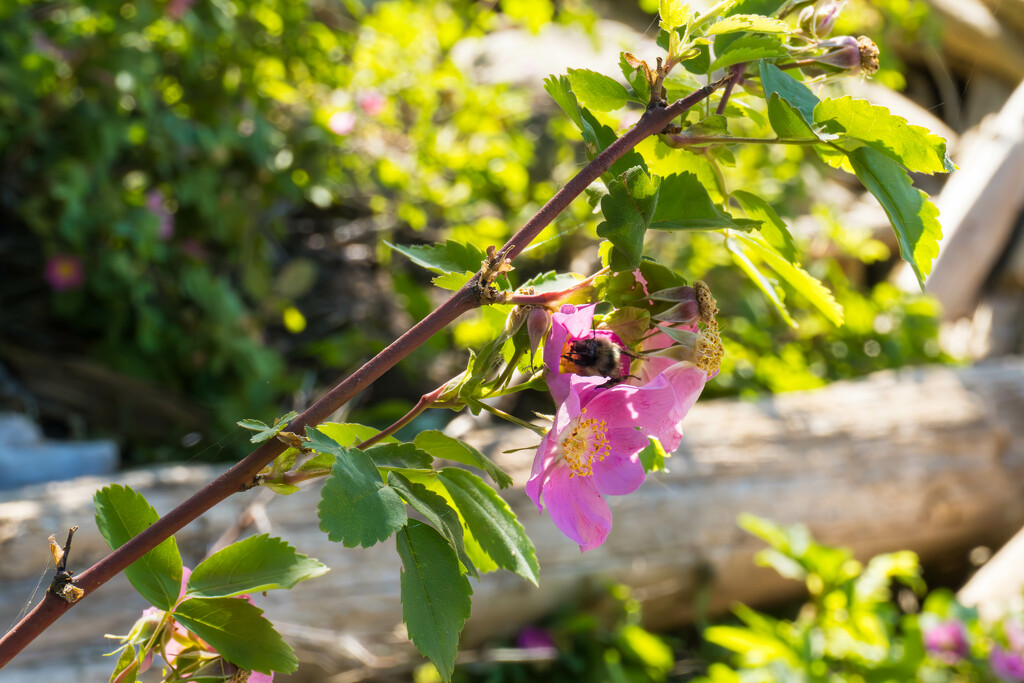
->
[696, 516, 1019, 682]
[1, 0, 951, 461]
[435, 582, 676, 683]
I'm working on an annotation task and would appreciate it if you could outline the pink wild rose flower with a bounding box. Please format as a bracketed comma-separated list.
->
[526, 373, 679, 551]
[530, 283, 724, 549]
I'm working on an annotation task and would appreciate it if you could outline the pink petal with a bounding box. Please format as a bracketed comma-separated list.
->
[544, 304, 596, 404]
[543, 465, 612, 552]
[178, 566, 192, 600]
[248, 673, 275, 682]
[526, 433, 559, 512]
[591, 428, 649, 495]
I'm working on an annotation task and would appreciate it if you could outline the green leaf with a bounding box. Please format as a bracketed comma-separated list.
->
[704, 625, 799, 665]
[391, 470, 501, 575]
[814, 96, 955, 174]
[172, 597, 298, 674]
[236, 418, 269, 432]
[317, 443, 408, 548]
[767, 93, 818, 140]
[760, 60, 819, 128]
[186, 534, 329, 598]
[709, 34, 787, 72]
[438, 468, 539, 585]
[730, 233, 844, 326]
[704, 14, 791, 35]
[432, 271, 474, 291]
[596, 256, 688, 308]
[388, 472, 478, 579]
[414, 430, 513, 488]
[316, 422, 398, 447]
[639, 436, 668, 473]
[567, 69, 631, 112]
[726, 236, 795, 326]
[543, 74, 585, 132]
[109, 644, 138, 683]
[583, 109, 649, 178]
[683, 114, 729, 138]
[619, 53, 650, 104]
[366, 442, 434, 469]
[597, 166, 660, 271]
[659, 0, 691, 32]
[848, 147, 942, 289]
[94, 485, 182, 610]
[386, 240, 487, 275]
[396, 520, 473, 682]
[650, 173, 760, 231]
[732, 190, 797, 261]
[681, 42, 711, 74]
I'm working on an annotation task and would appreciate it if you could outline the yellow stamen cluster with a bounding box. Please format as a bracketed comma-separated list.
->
[561, 414, 611, 478]
[693, 280, 724, 374]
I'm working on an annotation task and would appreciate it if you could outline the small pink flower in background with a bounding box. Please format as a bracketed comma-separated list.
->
[44, 253, 84, 291]
[328, 111, 357, 136]
[991, 646, 1024, 682]
[923, 620, 969, 664]
[516, 625, 557, 652]
[166, 0, 195, 20]
[181, 238, 208, 261]
[526, 373, 678, 551]
[146, 190, 174, 240]
[357, 91, 386, 117]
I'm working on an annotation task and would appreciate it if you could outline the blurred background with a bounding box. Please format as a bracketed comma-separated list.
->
[2, 0, 1024, 680]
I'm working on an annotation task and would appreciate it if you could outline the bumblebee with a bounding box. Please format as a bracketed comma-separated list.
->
[563, 336, 636, 386]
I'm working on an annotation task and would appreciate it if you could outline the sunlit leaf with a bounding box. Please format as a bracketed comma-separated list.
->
[567, 69, 631, 112]
[848, 147, 942, 289]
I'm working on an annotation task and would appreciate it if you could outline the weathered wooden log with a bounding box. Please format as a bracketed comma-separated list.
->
[925, 0, 1024, 85]
[2, 359, 1024, 681]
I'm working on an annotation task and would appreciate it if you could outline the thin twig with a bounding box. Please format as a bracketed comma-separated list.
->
[716, 63, 747, 115]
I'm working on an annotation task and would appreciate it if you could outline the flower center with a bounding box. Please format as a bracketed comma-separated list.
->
[560, 412, 611, 478]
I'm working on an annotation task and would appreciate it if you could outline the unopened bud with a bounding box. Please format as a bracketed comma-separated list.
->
[527, 307, 552, 353]
[801, 1, 843, 38]
[798, 6, 815, 32]
[814, 35, 861, 71]
[813, 34, 879, 75]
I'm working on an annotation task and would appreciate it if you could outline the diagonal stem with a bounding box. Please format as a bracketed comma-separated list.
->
[0, 74, 730, 668]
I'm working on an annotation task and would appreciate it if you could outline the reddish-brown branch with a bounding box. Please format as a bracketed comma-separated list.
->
[0, 75, 728, 668]
[716, 63, 746, 115]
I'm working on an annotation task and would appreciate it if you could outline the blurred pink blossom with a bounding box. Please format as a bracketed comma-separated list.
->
[923, 620, 968, 664]
[44, 254, 84, 291]
[146, 190, 174, 240]
[357, 91, 386, 116]
[328, 111, 357, 136]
